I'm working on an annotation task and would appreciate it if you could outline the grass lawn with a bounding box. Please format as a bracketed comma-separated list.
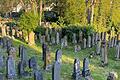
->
[1, 38, 120, 80]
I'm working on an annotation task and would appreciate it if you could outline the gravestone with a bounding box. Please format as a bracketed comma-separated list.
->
[92, 33, 95, 46]
[55, 49, 62, 63]
[107, 72, 117, 80]
[96, 39, 101, 55]
[34, 70, 43, 80]
[29, 56, 37, 70]
[79, 31, 83, 43]
[6, 26, 10, 36]
[43, 47, 51, 70]
[6, 55, 16, 79]
[51, 36, 56, 44]
[83, 38, 87, 49]
[8, 47, 16, 58]
[56, 32, 60, 44]
[64, 36, 68, 47]
[1, 24, 6, 37]
[95, 33, 98, 44]
[115, 42, 120, 60]
[101, 40, 108, 66]
[42, 43, 47, 61]
[6, 39, 12, 52]
[2, 37, 7, 49]
[87, 36, 91, 48]
[61, 38, 64, 49]
[12, 28, 16, 39]
[74, 45, 81, 53]
[72, 58, 82, 80]
[0, 73, 4, 80]
[52, 61, 61, 80]
[0, 56, 4, 69]
[111, 37, 114, 48]
[19, 45, 27, 62]
[40, 36, 45, 44]
[18, 60, 29, 77]
[114, 36, 117, 47]
[73, 33, 77, 44]
[82, 58, 91, 77]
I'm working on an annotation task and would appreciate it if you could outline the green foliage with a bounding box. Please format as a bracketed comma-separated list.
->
[18, 11, 39, 32]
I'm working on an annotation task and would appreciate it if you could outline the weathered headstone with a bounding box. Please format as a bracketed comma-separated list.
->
[51, 36, 56, 44]
[96, 39, 101, 55]
[0, 56, 4, 68]
[52, 61, 61, 80]
[82, 58, 91, 77]
[29, 56, 37, 70]
[111, 37, 114, 48]
[40, 35, 45, 44]
[42, 43, 47, 61]
[101, 40, 108, 66]
[55, 49, 62, 64]
[6, 55, 16, 79]
[74, 45, 81, 53]
[115, 42, 120, 60]
[6, 39, 12, 52]
[72, 58, 82, 80]
[0, 73, 4, 80]
[92, 33, 95, 47]
[34, 70, 43, 80]
[73, 33, 77, 44]
[19, 45, 27, 62]
[87, 36, 91, 48]
[83, 38, 87, 49]
[95, 33, 98, 44]
[8, 47, 16, 58]
[107, 72, 117, 80]
[79, 31, 83, 43]
[64, 36, 68, 47]
[56, 32, 60, 44]
[18, 60, 29, 77]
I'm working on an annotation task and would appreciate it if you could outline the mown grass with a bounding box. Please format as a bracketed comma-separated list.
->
[0, 38, 120, 80]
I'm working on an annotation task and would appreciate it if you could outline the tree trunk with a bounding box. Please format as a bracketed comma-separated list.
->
[39, 0, 42, 26]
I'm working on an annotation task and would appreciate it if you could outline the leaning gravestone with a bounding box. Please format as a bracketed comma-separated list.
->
[52, 61, 61, 80]
[82, 58, 91, 77]
[6, 55, 16, 79]
[55, 49, 62, 64]
[72, 58, 82, 80]
[101, 40, 108, 66]
[34, 70, 43, 80]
